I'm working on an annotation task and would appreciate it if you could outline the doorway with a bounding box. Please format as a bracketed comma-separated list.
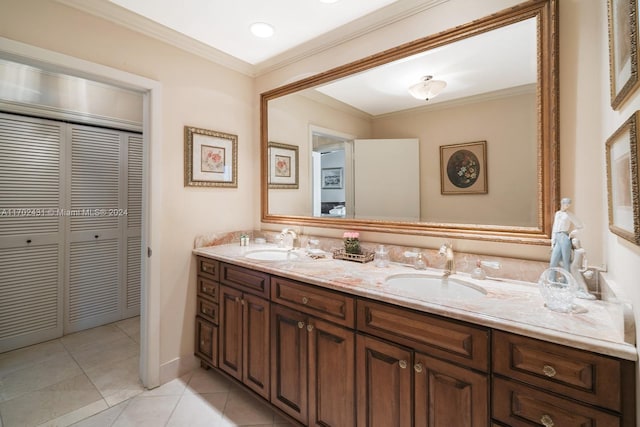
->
[0, 37, 162, 388]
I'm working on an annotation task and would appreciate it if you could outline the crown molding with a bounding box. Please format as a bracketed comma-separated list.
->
[56, 0, 448, 78]
[253, 0, 449, 76]
[55, 0, 255, 76]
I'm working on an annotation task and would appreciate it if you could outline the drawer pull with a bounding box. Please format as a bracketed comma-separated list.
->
[542, 365, 557, 377]
[540, 414, 554, 427]
[302, 297, 309, 305]
[414, 363, 423, 373]
[399, 360, 408, 369]
[297, 321, 305, 329]
[201, 308, 207, 314]
[306, 324, 314, 332]
[202, 287, 209, 293]
[200, 340, 205, 346]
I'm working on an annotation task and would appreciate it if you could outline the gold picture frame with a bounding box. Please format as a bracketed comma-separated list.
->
[607, 0, 640, 109]
[184, 126, 237, 187]
[440, 141, 487, 195]
[268, 142, 299, 189]
[606, 111, 640, 245]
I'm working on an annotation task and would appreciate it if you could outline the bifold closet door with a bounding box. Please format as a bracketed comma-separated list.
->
[0, 113, 65, 352]
[65, 126, 142, 333]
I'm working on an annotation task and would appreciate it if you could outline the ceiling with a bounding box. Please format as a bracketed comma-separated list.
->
[107, 0, 400, 65]
[57, 0, 536, 113]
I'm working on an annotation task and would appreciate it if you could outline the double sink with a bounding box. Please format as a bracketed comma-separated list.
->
[243, 248, 486, 299]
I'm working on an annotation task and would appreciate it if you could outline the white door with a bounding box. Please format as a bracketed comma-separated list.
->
[353, 138, 420, 221]
[0, 113, 65, 352]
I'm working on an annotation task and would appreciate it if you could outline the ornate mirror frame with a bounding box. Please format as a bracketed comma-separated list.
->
[260, 0, 558, 245]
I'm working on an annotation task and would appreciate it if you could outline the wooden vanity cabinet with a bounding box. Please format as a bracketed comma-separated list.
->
[218, 264, 271, 399]
[356, 299, 490, 427]
[194, 257, 220, 368]
[270, 277, 356, 427]
[492, 330, 635, 427]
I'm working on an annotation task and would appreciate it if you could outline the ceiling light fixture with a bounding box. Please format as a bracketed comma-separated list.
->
[250, 22, 274, 38]
[319, 0, 339, 3]
[408, 75, 447, 101]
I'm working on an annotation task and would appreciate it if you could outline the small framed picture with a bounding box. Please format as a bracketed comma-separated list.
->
[440, 141, 487, 195]
[321, 167, 343, 189]
[184, 126, 237, 187]
[607, 0, 640, 109]
[268, 142, 298, 189]
[605, 111, 640, 245]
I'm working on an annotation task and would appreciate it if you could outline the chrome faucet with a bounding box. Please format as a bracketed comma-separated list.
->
[439, 242, 455, 277]
[280, 228, 300, 249]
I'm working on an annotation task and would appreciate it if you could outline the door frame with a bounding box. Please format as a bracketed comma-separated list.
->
[0, 37, 162, 388]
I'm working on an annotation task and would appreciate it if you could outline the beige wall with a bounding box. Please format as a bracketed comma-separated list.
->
[373, 92, 537, 226]
[1, 0, 255, 376]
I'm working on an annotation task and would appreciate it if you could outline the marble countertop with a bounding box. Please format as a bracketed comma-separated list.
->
[193, 243, 637, 361]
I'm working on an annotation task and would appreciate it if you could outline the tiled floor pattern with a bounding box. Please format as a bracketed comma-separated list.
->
[0, 318, 292, 427]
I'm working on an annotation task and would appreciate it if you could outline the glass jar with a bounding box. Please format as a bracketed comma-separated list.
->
[374, 245, 389, 268]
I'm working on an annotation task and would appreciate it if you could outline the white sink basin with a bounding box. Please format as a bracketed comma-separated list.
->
[244, 249, 301, 261]
[384, 273, 486, 299]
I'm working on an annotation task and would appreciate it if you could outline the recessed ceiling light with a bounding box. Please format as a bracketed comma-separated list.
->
[319, 0, 339, 3]
[250, 22, 274, 38]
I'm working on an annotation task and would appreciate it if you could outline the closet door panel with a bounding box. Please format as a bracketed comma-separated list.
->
[0, 113, 64, 352]
[124, 134, 142, 318]
[65, 125, 122, 333]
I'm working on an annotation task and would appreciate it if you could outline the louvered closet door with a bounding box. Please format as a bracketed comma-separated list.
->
[0, 113, 65, 352]
[66, 125, 123, 333]
[124, 134, 142, 318]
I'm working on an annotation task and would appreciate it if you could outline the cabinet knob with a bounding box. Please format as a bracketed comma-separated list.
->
[540, 414, 554, 427]
[414, 363, 423, 373]
[542, 365, 557, 377]
[200, 340, 205, 346]
[201, 309, 207, 314]
[399, 360, 408, 369]
[302, 297, 309, 305]
[297, 321, 305, 329]
[306, 324, 314, 332]
[235, 297, 240, 303]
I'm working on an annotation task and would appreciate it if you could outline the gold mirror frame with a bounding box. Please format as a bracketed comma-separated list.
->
[260, 0, 558, 245]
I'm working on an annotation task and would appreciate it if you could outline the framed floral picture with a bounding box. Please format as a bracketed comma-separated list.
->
[440, 141, 487, 195]
[268, 142, 298, 189]
[184, 126, 237, 187]
[605, 111, 640, 245]
[607, 0, 640, 109]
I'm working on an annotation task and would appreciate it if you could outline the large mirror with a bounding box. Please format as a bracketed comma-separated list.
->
[261, 0, 558, 244]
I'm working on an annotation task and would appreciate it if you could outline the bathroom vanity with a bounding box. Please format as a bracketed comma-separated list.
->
[193, 244, 636, 427]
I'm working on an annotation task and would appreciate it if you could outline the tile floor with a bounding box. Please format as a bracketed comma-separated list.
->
[0, 318, 292, 427]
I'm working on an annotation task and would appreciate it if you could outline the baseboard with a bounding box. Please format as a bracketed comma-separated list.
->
[159, 353, 199, 385]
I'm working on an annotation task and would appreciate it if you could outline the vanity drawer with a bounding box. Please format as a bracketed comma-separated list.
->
[492, 377, 620, 427]
[493, 331, 624, 411]
[198, 257, 220, 281]
[357, 299, 489, 371]
[220, 262, 270, 298]
[197, 297, 219, 324]
[197, 277, 219, 302]
[270, 276, 355, 328]
[195, 316, 218, 367]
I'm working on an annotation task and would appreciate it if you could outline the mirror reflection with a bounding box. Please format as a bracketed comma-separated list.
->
[263, 0, 558, 242]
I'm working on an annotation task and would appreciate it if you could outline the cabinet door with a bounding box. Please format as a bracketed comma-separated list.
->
[414, 353, 488, 427]
[271, 304, 308, 424]
[356, 334, 412, 427]
[195, 316, 218, 367]
[308, 318, 355, 427]
[219, 285, 243, 380]
[243, 293, 270, 399]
